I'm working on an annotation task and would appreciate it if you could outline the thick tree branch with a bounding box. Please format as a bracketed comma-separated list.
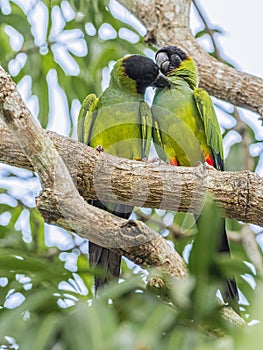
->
[119, 0, 263, 118]
[1, 118, 263, 227]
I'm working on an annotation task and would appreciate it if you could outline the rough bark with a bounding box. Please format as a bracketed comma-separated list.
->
[1, 118, 262, 227]
[119, 0, 263, 118]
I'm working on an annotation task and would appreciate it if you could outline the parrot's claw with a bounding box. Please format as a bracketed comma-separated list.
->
[196, 162, 216, 179]
[197, 161, 215, 171]
[196, 162, 206, 178]
[197, 161, 205, 169]
[204, 161, 216, 171]
[146, 157, 167, 165]
[96, 145, 104, 153]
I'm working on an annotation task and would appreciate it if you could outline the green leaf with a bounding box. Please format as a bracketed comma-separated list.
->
[29, 208, 45, 253]
[225, 141, 247, 171]
[188, 196, 223, 322]
[33, 73, 49, 128]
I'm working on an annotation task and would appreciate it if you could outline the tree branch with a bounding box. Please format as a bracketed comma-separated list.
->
[119, 0, 263, 119]
[1, 118, 262, 226]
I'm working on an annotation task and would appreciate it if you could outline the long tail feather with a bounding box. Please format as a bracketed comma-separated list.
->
[219, 222, 239, 313]
[89, 200, 133, 294]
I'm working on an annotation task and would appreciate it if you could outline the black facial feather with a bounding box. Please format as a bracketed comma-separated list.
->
[123, 55, 168, 94]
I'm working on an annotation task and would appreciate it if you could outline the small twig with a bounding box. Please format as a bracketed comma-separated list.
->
[136, 210, 195, 240]
[192, 0, 222, 59]
[232, 107, 255, 171]
[241, 225, 263, 274]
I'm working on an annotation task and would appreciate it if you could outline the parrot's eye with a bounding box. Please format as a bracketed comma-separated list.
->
[171, 54, 181, 61]
[170, 54, 182, 67]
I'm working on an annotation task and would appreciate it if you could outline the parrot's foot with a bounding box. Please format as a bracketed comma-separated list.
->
[197, 161, 215, 171]
[204, 161, 216, 171]
[96, 145, 104, 153]
[196, 162, 205, 178]
[145, 157, 167, 165]
[196, 161, 214, 179]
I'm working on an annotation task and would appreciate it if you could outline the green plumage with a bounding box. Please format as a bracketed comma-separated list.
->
[78, 54, 169, 292]
[78, 62, 152, 159]
[152, 55, 223, 168]
[152, 46, 239, 312]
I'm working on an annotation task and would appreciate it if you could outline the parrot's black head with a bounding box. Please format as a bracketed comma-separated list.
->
[123, 55, 170, 94]
[155, 46, 188, 74]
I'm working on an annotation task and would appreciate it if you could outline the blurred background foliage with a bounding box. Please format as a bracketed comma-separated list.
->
[0, 0, 263, 349]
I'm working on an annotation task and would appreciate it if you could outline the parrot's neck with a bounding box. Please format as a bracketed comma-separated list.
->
[109, 79, 142, 99]
[102, 84, 142, 106]
[167, 58, 198, 90]
[109, 65, 140, 97]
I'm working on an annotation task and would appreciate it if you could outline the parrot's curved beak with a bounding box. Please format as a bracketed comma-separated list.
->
[155, 52, 170, 74]
[154, 71, 170, 88]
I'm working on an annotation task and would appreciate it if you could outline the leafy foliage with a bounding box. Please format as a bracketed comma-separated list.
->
[0, 190, 260, 349]
[1, 0, 263, 349]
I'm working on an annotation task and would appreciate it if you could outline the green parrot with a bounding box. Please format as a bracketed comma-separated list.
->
[78, 54, 169, 293]
[151, 46, 239, 310]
